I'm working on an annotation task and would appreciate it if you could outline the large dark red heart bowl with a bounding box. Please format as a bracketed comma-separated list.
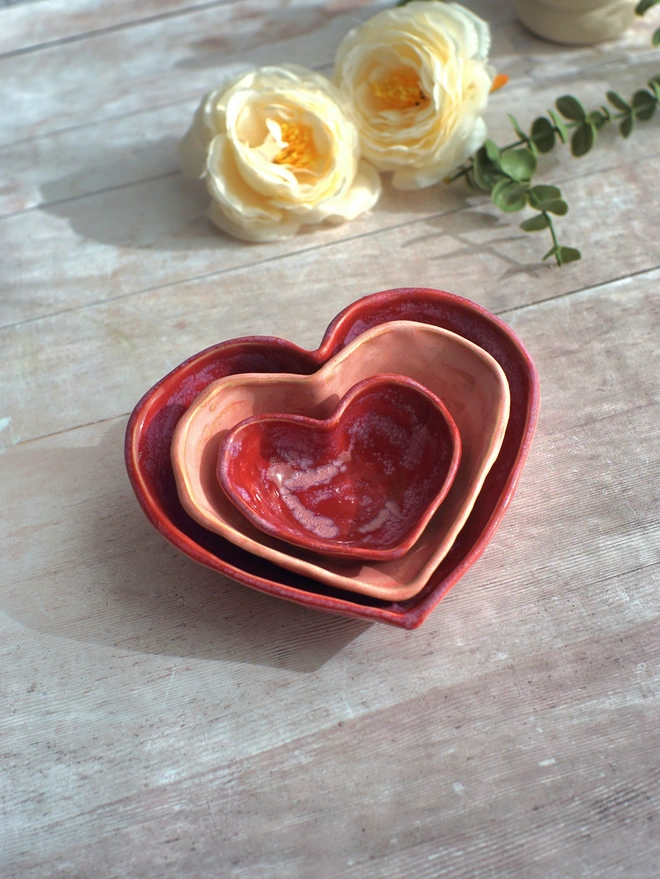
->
[125, 288, 540, 629]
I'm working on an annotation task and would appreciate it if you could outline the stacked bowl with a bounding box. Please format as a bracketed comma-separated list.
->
[125, 288, 539, 629]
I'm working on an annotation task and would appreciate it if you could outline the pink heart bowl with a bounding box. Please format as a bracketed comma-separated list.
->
[125, 288, 540, 629]
[217, 375, 462, 562]
[170, 321, 508, 601]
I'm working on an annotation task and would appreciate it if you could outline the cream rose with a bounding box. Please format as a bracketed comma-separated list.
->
[333, 1, 494, 190]
[180, 65, 382, 242]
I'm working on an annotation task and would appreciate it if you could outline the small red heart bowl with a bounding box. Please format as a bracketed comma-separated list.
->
[217, 374, 462, 562]
[125, 288, 539, 629]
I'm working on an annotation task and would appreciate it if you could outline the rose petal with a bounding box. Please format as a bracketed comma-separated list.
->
[334, 1, 493, 188]
[205, 135, 299, 242]
[317, 159, 383, 224]
[207, 199, 300, 242]
[183, 64, 380, 240]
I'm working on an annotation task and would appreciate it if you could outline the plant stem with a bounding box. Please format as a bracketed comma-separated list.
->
[547, 213, 558, 250]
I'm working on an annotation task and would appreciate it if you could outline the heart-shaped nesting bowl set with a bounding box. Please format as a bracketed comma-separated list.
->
[125, 288, 539, 629]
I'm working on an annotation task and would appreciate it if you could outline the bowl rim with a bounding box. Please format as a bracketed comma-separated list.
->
[125, 287, 540, 629]
[168, 320, 509, 599]
[215, 372, 463, 562]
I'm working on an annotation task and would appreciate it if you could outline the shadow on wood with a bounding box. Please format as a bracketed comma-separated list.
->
[1, 419, 371, 672]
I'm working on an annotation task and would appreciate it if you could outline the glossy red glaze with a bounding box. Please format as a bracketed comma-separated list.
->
[218, 375, 461, 562]
[169, 321, 508, 601]
[125, 288, 540, 629]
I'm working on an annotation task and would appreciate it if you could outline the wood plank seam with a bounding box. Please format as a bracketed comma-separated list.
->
[0, 0, 242, 61]
[1, 48, 658, 216]
[3, 263, 659, 449]
[497, 262, 660, 319]
[4, 44, 658, 151]
[5, 134, 659, 225]
[2, 148, 658, 335]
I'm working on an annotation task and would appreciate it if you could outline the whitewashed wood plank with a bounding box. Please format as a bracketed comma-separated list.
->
[1, 278, 658, 877]
[0, 0, 393, 146]
[2, 125, 659, 331]
[1, 163, 660, 448]
[3, 0, 657, 148]
[0, 173, 466, 331]
[3, 4, 659, 877]
[0, 0, 516, 57]
[4, 616, 659, 878]
[0, 100, 190, 217]
[2, 48, 660, 327]
[0, 0, 237, 56]
[2, 48, 659, 220]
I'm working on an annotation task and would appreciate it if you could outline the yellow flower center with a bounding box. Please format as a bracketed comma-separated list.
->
[370, 68, 427, 111]
[272, 121, 318, 169]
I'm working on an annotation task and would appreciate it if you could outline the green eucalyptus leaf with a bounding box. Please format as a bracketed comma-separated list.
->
[492, 179, 529, 212]
[653, 27, 660, 46]
[571, 121, 596, 157]
[633, 89, 656, 120]
[544, 199, 569, 216]
[484, 139, 501, 164]
[649, 79, 660, 102]
[548, 109, 569, 143]
[520, 214, 549, 232]
[607, 91, 630, 111]
[620, 115, 634, 138]
[472, 146, 501, 192]
[636, 0, 660, 14]
[499, 148, 537, 182]
[528, 184, 562, 209]
[556, 95, 586, 121]
[507, 113, 529, 144]
[530, 117, 555, 152]
[557, 246, 581, 264]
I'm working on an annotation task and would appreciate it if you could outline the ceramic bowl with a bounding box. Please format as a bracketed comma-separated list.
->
[125, 287, 540, 629]
[170, 320, 509, 601]
[217, 374, 462, 562]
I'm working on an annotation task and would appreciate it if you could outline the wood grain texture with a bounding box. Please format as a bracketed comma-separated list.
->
[2, 279, 659, 878]
[1, 0, 660, 876]
[2, 169, 660, 448]
[0, 0, 384, 145]
[0, 12, 657, 216]
[0, 0, 240, 56]
[1, 48, 658, 220]
[2, 0, 655, 147]
[0, 0, 517, 58]
[2, 33, 659, 329]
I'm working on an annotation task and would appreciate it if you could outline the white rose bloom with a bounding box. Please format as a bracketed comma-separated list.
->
[333, 1, 494, 190]
[180, 65, 382, 242]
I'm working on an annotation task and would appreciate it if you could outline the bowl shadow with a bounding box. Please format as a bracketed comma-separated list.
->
[2, 420, 371, 673]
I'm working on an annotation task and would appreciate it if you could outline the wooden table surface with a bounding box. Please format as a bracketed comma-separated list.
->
[2, 1, 660, 876]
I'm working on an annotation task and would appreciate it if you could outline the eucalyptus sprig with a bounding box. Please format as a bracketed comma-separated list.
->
[637, 0, 660, 45]
[445, 2, 660, 266]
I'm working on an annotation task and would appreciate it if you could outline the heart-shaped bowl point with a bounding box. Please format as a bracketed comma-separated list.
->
[218, 375, 462, 562]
